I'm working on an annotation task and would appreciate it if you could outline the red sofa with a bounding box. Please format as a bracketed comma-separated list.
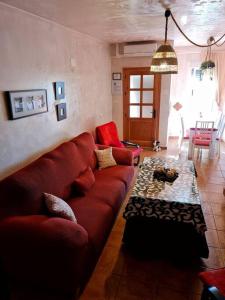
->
[0, 132, 134, 300]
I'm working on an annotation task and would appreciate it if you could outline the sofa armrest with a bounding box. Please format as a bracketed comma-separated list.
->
[122, 140, 140, 148]
[0, 215, 89, 293]
[96, 144, 133, 166]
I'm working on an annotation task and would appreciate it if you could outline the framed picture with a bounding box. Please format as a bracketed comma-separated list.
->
[8, 89, 48, 120]
[56, 103, 67, 121]
[54, 82, 65, 100]
[112, 72, 121, 80]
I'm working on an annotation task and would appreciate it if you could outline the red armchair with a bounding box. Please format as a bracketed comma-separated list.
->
[96, 121, 143, 165]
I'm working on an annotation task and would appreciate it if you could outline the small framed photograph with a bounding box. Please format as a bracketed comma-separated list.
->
[8, 89, 48, 120]
[112, 72, 121, 80]
[56, 103, 67, 121]
[54, 82, 65, 100]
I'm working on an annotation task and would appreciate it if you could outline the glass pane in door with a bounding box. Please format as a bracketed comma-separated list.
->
[130, 91, 140, 103]
[130, 75, 141, 89]
[130, 106, 140, 118]
[143, 75, 154, 88]
[142, 106, 153, 118]
[143, 91, 153, 103]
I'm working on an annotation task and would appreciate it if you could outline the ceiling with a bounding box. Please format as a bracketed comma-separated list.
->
[1, 0, 225, 47]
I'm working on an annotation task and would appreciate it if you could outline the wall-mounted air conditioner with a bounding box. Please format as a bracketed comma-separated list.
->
[118, 41, 157, 57]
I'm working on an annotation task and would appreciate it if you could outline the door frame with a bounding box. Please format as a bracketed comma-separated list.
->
[123, 67, 161, 146]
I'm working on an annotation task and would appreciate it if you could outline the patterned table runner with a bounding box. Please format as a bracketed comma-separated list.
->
[123, 157, 207, 234]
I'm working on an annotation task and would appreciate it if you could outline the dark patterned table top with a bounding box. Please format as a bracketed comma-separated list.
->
[123, 157, 207, 234]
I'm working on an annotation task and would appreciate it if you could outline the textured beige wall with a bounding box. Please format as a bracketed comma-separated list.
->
[111, 56, 171, 147]
[0, 3, 112, 179]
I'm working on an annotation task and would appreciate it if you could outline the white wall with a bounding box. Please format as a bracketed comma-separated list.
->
[111, 56, 171, 147]
[0, 3, 112, 179]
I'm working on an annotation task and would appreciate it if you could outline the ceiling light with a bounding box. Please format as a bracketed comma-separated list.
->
[150, 9, 225, 75]
[150, 10, 178, 74]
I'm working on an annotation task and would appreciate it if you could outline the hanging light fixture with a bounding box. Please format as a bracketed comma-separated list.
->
[200, 37, 215, 80]
[150, 9, 178, 74]
[150, 9, 225, 75]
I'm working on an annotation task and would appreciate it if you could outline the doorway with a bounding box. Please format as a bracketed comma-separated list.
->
[123, 67, 161, 147]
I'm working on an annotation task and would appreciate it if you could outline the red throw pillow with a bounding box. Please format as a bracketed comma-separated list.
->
[73, 166, 95, 195]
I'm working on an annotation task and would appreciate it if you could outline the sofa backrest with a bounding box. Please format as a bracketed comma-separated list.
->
[0, 132, 97, 220]
[70, 132, 97, 170]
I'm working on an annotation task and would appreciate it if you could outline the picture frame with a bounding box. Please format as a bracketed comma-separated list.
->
[54, 82, 65, 100]
[56, 103, 67, 121]
[7, 89, 48, 120]
[112, 72, 121, 80]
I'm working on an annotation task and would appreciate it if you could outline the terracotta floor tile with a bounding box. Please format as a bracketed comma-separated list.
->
[121, 253, 161, 283]
[211, 203, 225, 216]
[205, 230, 220, 247]
[219, 248, 225, 265]
[96, 245, 124, 276]
[199, 183, 224, 193]
[190, 294, 202, 300]
[200, 192, 225, 204]
[156, 287, 189, 300]
[156, 261, 199, 293]
[217, 230, 225, 249]
[219, 165, 225, 171]
[202, 247, 224, 269]
[204, 214, 216, 230]
[116, 275, 156, 300]
[215, 215, 225, 230]
[80, 273, 120, 300]
[201, 201, 212, 215]
[208, 177, 225, 184]
[106, 230, 124, 248]
[190, 277, 204, 295]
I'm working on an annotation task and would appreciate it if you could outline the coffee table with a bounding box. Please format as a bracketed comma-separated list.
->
[123, 157, 209, 258]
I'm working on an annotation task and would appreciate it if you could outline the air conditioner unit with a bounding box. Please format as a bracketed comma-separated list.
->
[118, 41, 157, 57]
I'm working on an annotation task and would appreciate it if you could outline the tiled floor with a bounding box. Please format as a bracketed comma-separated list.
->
[80, 139, 225, 300]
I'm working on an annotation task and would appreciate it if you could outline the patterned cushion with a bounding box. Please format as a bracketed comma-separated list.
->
[73, 167, 95, 195]
[95, 147, 117, 169]
[44, 193, 77, 223]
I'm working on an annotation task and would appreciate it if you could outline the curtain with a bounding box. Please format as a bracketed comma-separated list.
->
[211, 51, 225, 111]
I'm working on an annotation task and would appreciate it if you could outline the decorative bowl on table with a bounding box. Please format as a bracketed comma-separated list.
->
[153, 167, 179, 183]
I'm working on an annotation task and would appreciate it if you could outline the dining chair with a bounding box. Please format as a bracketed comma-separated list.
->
[192, 121, 214, 159]
[179, 116, 189, 146]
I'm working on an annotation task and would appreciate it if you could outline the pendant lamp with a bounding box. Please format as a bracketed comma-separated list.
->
[150, 10, 178, 74]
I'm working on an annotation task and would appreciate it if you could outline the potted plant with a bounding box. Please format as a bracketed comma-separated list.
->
[200, 60, 215, 70]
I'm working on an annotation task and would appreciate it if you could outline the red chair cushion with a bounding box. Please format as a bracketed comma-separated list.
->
[73, 167, 95, 195]
[193, 133, 212, 140]
[199, 269, 225, 296]
[96, 121, 125, 148]
[193, 139, 211, 146]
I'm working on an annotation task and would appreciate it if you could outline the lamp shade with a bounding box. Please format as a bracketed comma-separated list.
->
[150, 44, 178, 74]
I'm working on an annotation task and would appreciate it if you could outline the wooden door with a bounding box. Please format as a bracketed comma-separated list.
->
[123, 67, 161, 147]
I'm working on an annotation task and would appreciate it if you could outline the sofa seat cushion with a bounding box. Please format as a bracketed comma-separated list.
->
[94, 165, 134, 189]
[87, 179, 126, 213]
[68, 199, 114, 254]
